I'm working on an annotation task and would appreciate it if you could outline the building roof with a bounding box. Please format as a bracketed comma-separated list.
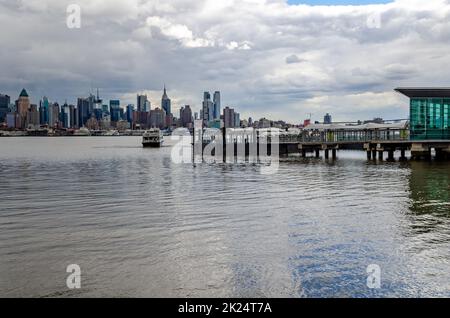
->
[395, 87, 450, 98]
[19, 88, 29, 97]
[304, 122, 408, 131]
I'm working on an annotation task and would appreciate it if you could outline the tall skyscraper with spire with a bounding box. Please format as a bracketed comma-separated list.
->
[161, 85, 171, 116]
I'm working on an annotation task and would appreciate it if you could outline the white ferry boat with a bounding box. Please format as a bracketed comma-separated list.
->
[142, 128, 164, 148]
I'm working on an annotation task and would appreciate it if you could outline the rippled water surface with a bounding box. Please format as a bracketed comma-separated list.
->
[0, 137, 449, 297]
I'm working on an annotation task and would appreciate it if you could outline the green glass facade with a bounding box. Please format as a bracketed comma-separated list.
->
[410, 98, 450, 140]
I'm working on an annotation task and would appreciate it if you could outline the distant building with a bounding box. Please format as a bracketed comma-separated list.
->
[6, 113, 18, 129]
[77, 97, 90, 127]
[223, 106, 235, 128]
[149, 108, 165, 128]
[0, 94, 10, 123]
[137, 94, 148, 112]
[180, 105, 193, 128]
[234, 112, 240, 128]
[39, 96, 49, 125]
[202, 92, 214, 126]
[161, 85, 171, 116]
[213, 91, 221, 120]
[48, 103, 60, 128]
[26, 104, 40, 127]
[109, 100, 122, 123]
[126, 104, 135, 124]
[324, 113, 332, 124]
[258, 118, 271, 129]
[16, 89, 30, 129]
[85, 116, 99, 130]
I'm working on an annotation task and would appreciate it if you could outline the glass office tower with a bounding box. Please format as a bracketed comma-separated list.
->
[396, 88, 450, 140]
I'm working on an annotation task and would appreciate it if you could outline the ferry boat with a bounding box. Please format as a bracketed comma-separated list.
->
[142, 128, 164, 148]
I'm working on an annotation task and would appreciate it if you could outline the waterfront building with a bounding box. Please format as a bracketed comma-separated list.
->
[0, 94, 10, 123]
[161, 85, 171, 116]
[324, 113, 332, 124]
[213, 91, 221, 120]
[396, 88, 450, 140]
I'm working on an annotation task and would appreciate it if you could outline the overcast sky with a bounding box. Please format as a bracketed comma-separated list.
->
[1, 0, 450, 123]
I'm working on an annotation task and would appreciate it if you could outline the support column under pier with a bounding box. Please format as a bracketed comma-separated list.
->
[372, 150, 377, 160]
[332, 149, 337, 160]
[325, 149, 329, 159]
[378, 151, 384, 161]
[367, 151, 372, 160]
[387, 149, 395, 162]
[399, 149, 407, 161]
[315, 149, 320, 158]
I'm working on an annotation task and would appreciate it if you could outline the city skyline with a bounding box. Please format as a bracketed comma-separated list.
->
[3, 0, 450, 123]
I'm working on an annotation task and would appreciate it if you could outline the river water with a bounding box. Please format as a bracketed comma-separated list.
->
[0, 137, 449, 297]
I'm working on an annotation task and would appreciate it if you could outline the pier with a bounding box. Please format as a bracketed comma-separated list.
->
[195, 122, 450, 162]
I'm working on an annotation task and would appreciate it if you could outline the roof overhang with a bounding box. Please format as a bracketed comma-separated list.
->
[395, 88, 450, 98]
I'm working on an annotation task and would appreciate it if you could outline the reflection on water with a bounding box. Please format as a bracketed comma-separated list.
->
[0, 137, 449, 298]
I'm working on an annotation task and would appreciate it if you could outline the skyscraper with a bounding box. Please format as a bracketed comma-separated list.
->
[109, 100, 122, 122]
[0, 94, 10, 123]
[324, 113, 332, 124]
[39, 96, 49, 125]
[223, 106, 235, 128]
[202, 91, 213, 125]
[137, 94, 147, 112]
[17, 89, 30, 129]
[77, 97, 90, 127]
[213, 91, 221, 120]
[126, 104, 135, 124]
[180, 105, 193, 128]
[161, 85, 171, 116]
[234, 112, 240, 128]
